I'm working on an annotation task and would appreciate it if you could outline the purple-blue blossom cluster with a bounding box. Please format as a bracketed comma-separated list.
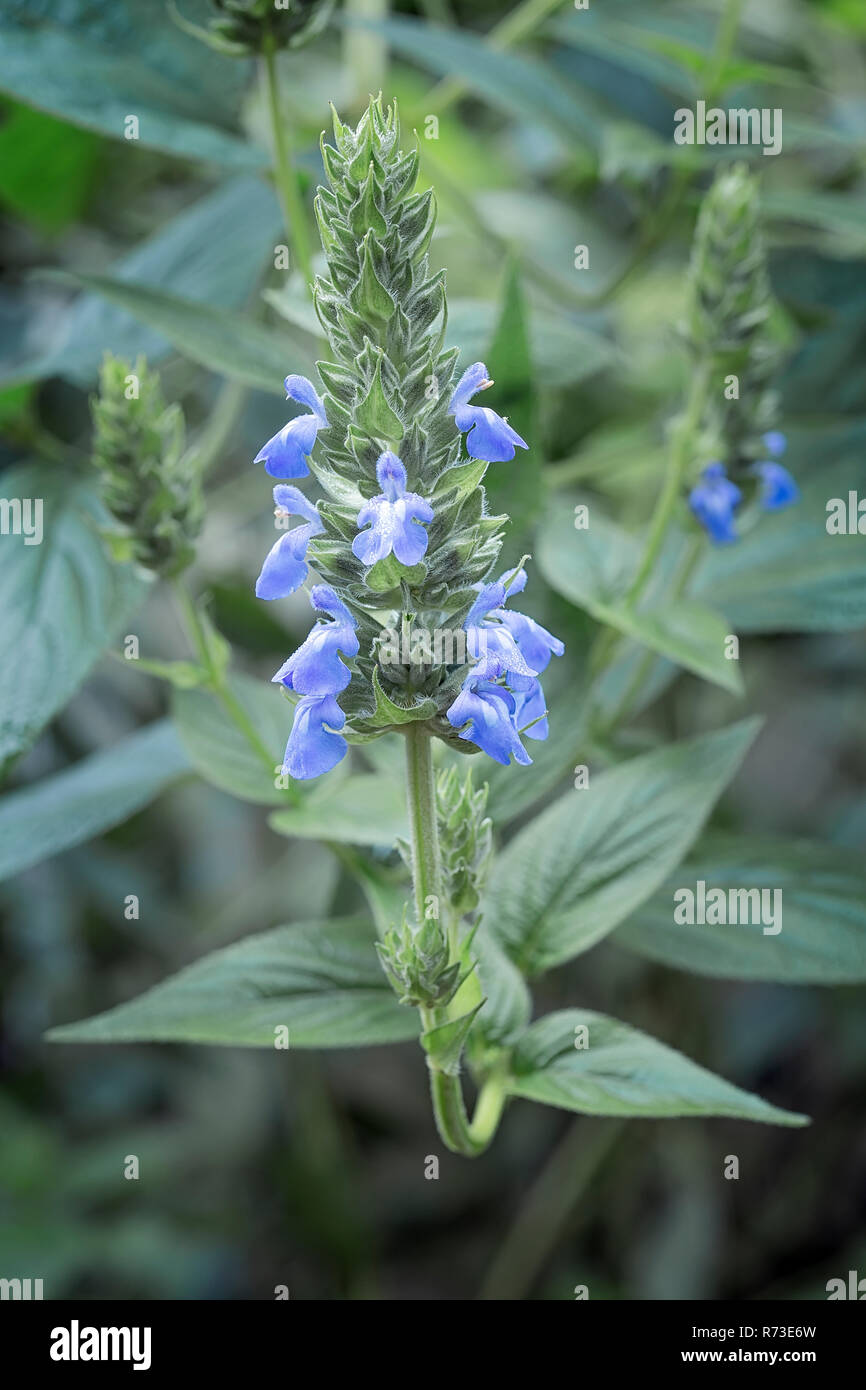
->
[689, 432, 799, 544]
[252, 362, 558, 778]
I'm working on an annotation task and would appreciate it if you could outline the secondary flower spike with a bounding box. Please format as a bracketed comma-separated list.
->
[449, 362, 528, 462]
[255, 485, 324, 599]
[254, 375, 328, 479]
[689, 463, 742, 544]
[352, 451, 434, 567]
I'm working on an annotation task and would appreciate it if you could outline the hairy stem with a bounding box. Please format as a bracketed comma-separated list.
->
[173, 581, 287, 784]
[405, 725, 505, 1156]
[624, 360, 711, 608]
[261, 36, 315, 297]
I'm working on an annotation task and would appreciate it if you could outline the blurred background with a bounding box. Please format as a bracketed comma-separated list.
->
[0, 0, 865, 1300]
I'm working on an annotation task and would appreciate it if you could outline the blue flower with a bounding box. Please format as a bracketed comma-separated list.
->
[689, 462, 742, 544]
[255, 486, 324, 600]
[465, 567, 564, 681]
[255, 375, 328, 479]
[282, 694, 347, 780]
[755, 460, 799, 511]
[447, 676, 532, 767]
[491, 606, 565, 676]
[508, 673, 550, 741]
[449, 362, 528, 463]
[272, 585, 359, 695]
[762, 430, 787, 458]
[352, 451, 434, 567]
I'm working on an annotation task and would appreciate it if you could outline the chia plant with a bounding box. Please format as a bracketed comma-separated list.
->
[51, 101, 817, 1160]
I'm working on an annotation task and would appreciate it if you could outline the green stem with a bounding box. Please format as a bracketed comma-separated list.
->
[404, 725, 505, 1157]
[623, 360, 711, 610]
[705, 0, 746, 104]
[261, 36, 315, 297]
[404, 723, 440, 925]
[173, 581, 282, 780]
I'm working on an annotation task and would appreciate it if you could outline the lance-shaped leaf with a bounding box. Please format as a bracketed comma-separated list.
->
[536, 501, 742, 694]
[47, 918, 419, 1049]
[483, 719, 761, 975]
[0, 465, 146, 765]
[615, 833, 866, 984]
[0, 721, 189, 883]
[507, 1010, 808, 1126]
[35, 271, 315, 393]
[269, 773, 408, 846]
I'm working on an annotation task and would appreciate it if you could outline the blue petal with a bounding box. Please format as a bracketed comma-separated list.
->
[689, 464, 742, 545]
[449, 361, 493, 411]
[272, 586, 359, 695]
[284, 374, 328, 424]
[255, 527, 313, 599]
[453, 405, 528, 462]
[255, 415, 319, 479]
[755, 461, 799, 511]
[352, 456, 434, 567]
[447, 681, 532, 766]
[376, 450, 408, 501]
[283, 694, 347, 780]
[762, 431, 787, 458]
[496, 609, 565, 674]
[468, 622, 538, 678]
[272, 485, 323, 531]
[509, 674, 549, 741]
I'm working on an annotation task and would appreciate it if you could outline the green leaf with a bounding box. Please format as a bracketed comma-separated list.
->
[342, 14, 605, 151]
[355, 354, 403, 441]
[693, 454, 866, 633]
[762, 190, 866, 255]
[35, 270, 314, 393]
[0, 465, 147, 765]
[0, 19, 262, 168]
[615, 833, 866, 984]
[449, 296, 617, 390]
[482, 260, 540, 542]
[472, 924, 532, 1045]
[18, 176, 285, 389]
[536, 501, 742, 693]
[269, 773, 408, 847]
[507, 1010, 808, 1126]
[421, 1002, 485, 1076]
[0, 721, 189, 883]
[483, 719, 761, 975]
[47, 917, 420, 1049]
[171, 674, 290, 806]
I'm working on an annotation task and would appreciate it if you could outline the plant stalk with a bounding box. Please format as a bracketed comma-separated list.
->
[404, 724, 505, 1157]
[261, 36, 315, 297]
